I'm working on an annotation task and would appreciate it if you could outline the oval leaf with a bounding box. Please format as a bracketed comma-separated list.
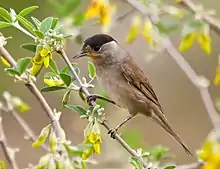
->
[32, 124, 51, 148]
[41, 86, 66, 92]
[51, 18, 58, 29]
[16, 57, 31, 74]
[65, 104, 87, 116]
[62, 90, 71, 106]
[88, 61, 96, 79]
[0, 7, 12, 22]
[19, 6, 39, 17]
[40, 17, 53, 33]
[34, 30, 44, 38]
[20, 43, 37, 52]
[0, 21, 11, 28]
[31, 16, 41, 28]
[49, 59, 59, 74]
[5, 68, 21, 76]
[60, 73, 72, 86]
[16, 15, 36, 35]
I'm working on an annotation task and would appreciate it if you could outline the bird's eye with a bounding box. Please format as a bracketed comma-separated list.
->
[93, 46, 101, 52]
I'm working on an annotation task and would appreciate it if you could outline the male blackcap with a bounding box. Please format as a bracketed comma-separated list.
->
[73, 34, 192, 155]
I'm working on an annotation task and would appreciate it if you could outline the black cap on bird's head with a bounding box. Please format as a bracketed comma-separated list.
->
[73, 34, 117, 59]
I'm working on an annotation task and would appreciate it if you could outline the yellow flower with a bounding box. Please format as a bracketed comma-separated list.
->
[30, 48, 52, 76]
[178, 32, 196, 52]
[142, 19, 153, 45]
[197, 33, 211, 55]
[0, 56, 10, 67]
[198, 138, 220, 169]
[82, 132, 102, 159]
[85, 0, 116, 32]
[44, 78, 64, 87]
[214, 66, 220, 85]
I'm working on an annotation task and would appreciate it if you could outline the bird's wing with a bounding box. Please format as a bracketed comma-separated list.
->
[120, 56, 164, 113]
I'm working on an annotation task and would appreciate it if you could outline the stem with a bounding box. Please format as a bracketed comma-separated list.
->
[58, 49, 148, 168]
[0, 110, 19, 169]
[12, 24, 36, 40]
[126, 0, 220, 130]
[0, 47, 63, 140]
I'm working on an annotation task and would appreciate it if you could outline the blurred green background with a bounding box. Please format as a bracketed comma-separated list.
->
[1, 0, 220, 168]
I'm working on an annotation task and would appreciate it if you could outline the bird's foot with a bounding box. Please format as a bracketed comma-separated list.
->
[86, 94, 97, 106]
[108, 128, 118, 139]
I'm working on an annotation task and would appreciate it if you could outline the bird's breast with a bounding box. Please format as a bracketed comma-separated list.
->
[96, 65, 128, 108]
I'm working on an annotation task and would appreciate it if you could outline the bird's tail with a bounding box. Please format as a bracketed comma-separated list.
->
[151, 112, 193, 156]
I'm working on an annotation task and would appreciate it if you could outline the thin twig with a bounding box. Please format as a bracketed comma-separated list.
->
[126, 0, 220, 130]
[178, 0, 220, 35]
[57, 49, 148, 168]
[0, 47, 63, 140]
[0, 110, 19, 169]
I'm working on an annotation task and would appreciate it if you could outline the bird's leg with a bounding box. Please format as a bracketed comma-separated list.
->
[86, 94, 118, 106]
[108, 114, 136, 139]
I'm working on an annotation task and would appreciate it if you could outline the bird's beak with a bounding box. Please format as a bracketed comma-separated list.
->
[72, 50, 88, 59]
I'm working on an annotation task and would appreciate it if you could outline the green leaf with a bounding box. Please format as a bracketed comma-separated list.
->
[51, 18, 58, 29]
[62, 90, 71, 106]
[32, 124, 51, 148]
[73, 12, 85, 25]
[78, 91, 86, 102]
[147, 145, 169, 161]
[129, 157, 142, 169]
[34, 30, 44, 38]
[0, 21, 11, 28]
[5, 68, 21, 76]
[20, 43, 37, 52]
[61, 63, 80, 80]
[41, 86, 66, 92]
[19, 6, 39, 16]
[155, 16, 180, 34]
[49, 58, 59, 74]
[60, 73, 72, 86]
[16, 15, 36, 35]
[164, 166, 176, 169]
[31, 16, 41, 28]
[40, 17, 53, 33]
[65, 104, 87, 116]
[16, 57, 31, 74]
[88, 61, 96, 79]
[0, 7, 12, 22]
[49, 131, 57, 153]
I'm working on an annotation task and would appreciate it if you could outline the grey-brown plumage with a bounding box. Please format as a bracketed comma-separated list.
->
[73, 34, 192, 155]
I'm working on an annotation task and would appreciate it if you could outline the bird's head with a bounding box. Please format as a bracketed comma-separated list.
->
[73, 34, 126, 65]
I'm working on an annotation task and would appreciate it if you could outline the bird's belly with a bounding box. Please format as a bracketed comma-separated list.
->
[97, 74, 128, 109]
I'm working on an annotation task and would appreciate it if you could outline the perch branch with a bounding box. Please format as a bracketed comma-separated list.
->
[126, 0, 220, 130]
[57, 49, 148, 168]
[178, 0, 220, 35]
[0, 110, 19, 169]
[0, 46, 63, 140]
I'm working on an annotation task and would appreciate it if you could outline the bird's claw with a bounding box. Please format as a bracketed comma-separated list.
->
[108, 128, 118, 139]
[86, 95, 97, 106]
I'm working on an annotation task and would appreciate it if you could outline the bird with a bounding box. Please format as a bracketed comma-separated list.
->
[73, 33, 192, 155]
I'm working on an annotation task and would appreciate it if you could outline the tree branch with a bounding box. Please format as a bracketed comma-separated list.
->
[0, 110, 19, 169]
[0, 47, 63, 140]
[126, 0, 220, 130]
[57, 49, 149, 168]
[178, 0, 220, 35]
